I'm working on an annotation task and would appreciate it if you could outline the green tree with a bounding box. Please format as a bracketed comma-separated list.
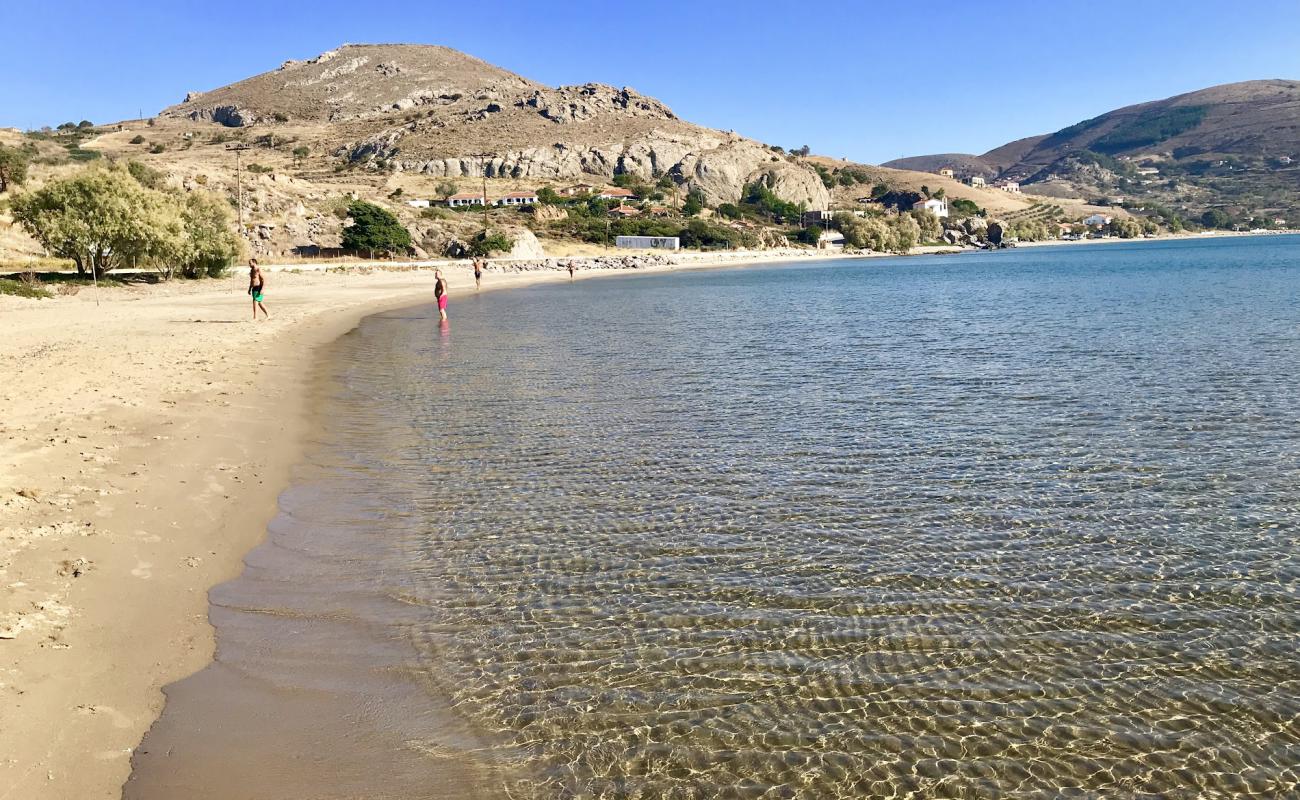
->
[1107, 217, 1143, 239]
[177, 191, 243, 278]
[469, 230, 512, 256]
[78, 120, 94, 129]
[435, 181, 458, 200]
[682, 190, 705, 217]
[341, 200, 412, 256]
[0, 144, 30, 192]
[1200, 209, 1231, 229]
[11, 166, 184, 277]
[910, 209, 942, 242]
[291, 145, 310, 166]
[129, 134, 147, 145]
[537, 186, 563, 205]
[950, 198, 981, 217]
[834, 212, 893, 252]
[888, 213, 920, 253]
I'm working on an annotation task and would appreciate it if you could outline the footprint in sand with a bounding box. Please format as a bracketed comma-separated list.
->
[130, 561, 152, 579]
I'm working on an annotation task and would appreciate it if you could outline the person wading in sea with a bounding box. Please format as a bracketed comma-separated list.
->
[567, 260, 575, 281]
[473, 258, 484, 290]
[247, 258, 268, 320]
[435, 269, 449, 322]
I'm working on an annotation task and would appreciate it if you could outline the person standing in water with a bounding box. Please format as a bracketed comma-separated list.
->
[473, 258, 483, 290]
[567, 260, 575, 281]
[247, 258, 268, 320]
[434, 269, 449, 321]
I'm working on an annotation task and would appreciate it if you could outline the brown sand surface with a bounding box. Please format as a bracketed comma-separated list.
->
[0, 249, 847, 799]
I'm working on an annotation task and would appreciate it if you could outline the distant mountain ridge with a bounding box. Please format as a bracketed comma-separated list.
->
[884, 80, 1300, 222]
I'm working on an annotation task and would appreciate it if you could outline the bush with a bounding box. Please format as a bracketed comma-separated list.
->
[950, 198, 981, 217]
[127, 160, 166, 189]
[78, 120, 94, 129]
[0, 277, 53, 299]
[246, 163, 272, 174]
[342, 200, 412, 255]
[130, 135, 147, 145]
[148, 143, 166, 154]
[469, 230, 513, 256]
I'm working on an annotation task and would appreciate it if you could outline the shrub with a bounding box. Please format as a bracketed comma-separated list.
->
[0, 277, 53, 299]
[177, 191, 243, 278]
[148, 143, 166, 154]
[469, 230, 512, 256]
[246, 163, 272, 174]
[127, 160, 167, 189]
[342, 200, 412, 255]
[130, 134, 147, 145]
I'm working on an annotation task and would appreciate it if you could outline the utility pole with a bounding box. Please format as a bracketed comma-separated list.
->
[226, 144, 252, 230]
[468, 152, 493, 234]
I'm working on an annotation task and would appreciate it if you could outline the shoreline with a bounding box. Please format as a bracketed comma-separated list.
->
[1, 231, 1295, 797]
[0, 247, 864, 799]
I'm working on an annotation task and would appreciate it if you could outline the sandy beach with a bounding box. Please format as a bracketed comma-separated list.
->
[0, 248, 851, 799]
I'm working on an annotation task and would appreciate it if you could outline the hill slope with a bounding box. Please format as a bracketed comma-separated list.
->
[888, 80, 1300, 223]
[163, 43, 831, 210]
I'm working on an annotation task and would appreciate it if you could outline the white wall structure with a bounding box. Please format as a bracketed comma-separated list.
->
[615, 236, 680, 250]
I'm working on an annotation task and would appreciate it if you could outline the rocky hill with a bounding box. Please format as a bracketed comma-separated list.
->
[163, 43, 830, 210]
[886, 80, 1300, 224]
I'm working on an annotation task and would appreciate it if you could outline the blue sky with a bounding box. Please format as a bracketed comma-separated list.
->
[4, 0, 1300, 163]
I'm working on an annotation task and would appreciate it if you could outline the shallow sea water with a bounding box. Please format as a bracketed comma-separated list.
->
[136, 237, 1300, 799]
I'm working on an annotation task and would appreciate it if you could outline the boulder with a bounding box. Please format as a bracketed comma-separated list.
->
[749, 162, 831, 211]
[506, 227, 547, 259]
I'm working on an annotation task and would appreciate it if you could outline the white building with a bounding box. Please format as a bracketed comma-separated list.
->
[406, 199, 431, 209]
[911, 197, 949, 218]
[938, 167, 955, 178]
[964, 175, 986, 187]
[494, 191, 539, 206]
[598, 187, 637, 201]
[1083, 213, 1113, 226]
[993, 181, 1021, 193]
[446, 192, 487, 207]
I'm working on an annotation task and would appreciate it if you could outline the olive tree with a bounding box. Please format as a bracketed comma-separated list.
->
[0, 144, 29, 193]
[12, 166, 184, 276]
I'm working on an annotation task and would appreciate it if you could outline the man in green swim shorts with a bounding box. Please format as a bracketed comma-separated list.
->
[248, 258, 269, 320]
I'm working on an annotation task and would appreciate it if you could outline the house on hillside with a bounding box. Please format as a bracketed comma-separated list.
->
[447, 192, 487, 207]
[993, 181, 1021, 193]
[938, 167, 955, 178]
[406, 199, 431, 208]
[494, 191, 539, 206]
[608, 205, 641, 217]
[1083, 213, 1113, 226]
[598, 187, 638, 201]
[802, 210, 836, 228]
[963, 175, 986, 187]
[911, 197, 949, 218]
[559, 183, 596, 196]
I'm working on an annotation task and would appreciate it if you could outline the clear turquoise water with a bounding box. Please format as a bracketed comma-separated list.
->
[142, 236, 1300, 799]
